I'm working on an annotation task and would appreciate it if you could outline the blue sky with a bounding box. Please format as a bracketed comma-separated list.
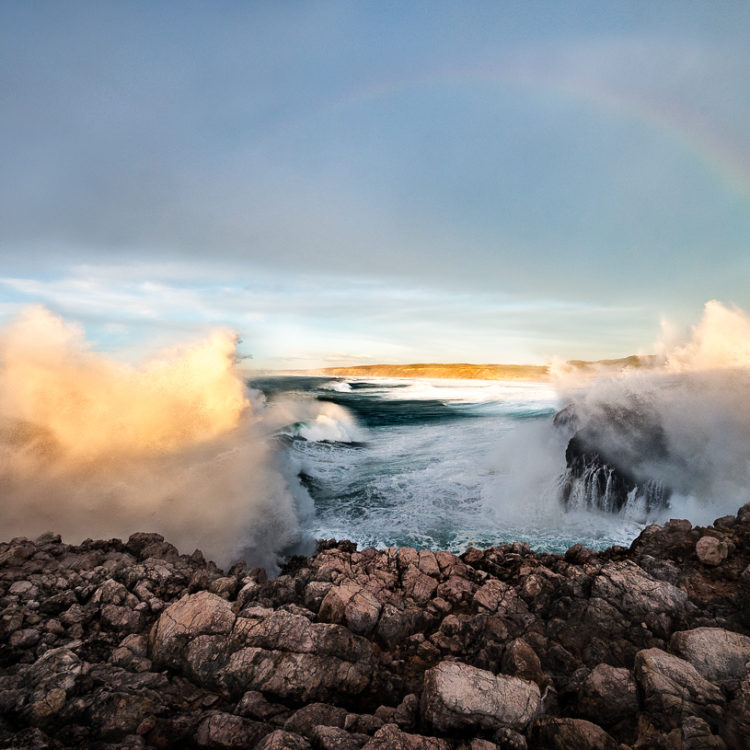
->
[2, 1, 750, 368]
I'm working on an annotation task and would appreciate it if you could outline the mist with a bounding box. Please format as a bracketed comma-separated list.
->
[553, 301, 750, 521]
[0, 306, 312, 570]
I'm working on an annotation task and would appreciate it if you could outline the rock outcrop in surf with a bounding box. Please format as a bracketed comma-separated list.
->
[3, 505, 750, 749]
[555, 403, 672, 514]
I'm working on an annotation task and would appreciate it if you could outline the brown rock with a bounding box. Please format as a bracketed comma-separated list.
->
[671, 627, 750, 690]
[530, 717, 618, 750]
[255, 730, 313, 750]
[195, 711, 271, 748]
[578, 663, 638, 727]
[421, 661, 540, 732]
[696, 536, 729, 566]
[284, 703, 347, 736]
[149, 591, 235, 669]
[310, 724, 368, 750]
[362, 723, 451, 749]
[634, 648, 725, 730]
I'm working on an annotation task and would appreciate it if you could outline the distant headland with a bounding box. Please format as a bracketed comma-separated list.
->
[312, 355, 656, 381]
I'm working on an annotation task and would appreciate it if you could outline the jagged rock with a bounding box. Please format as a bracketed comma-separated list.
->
[149, 591, 235, 670]
[578, 663, 638, 727]
[696, 536, 729, 566]
[195, 711, 271, 748]
[362, 723, 451, 749]
[255, 729, 313, 750]
[591, 561, 688, 620]
[670, 627, 750, 690]
[309, 724, 369, 749]
[501, 638, 547, 688]
[680, 716, 726, 750]
[492, 727, 527, 750]
[722, 675, 750, 750]
[284, 703, 347, 736]
[234, 690, 289, 722]
[421, 661, 540, 732]
[530, 717, 618, 750]
[634, 648, 725, 730]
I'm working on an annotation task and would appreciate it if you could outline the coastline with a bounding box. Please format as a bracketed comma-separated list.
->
[2, 505, 750, 748]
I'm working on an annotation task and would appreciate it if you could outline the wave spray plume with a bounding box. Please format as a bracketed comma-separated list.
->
[0, 306, 310, 569]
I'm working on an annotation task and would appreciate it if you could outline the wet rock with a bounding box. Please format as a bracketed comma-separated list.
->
[421, 661, 540, 732]
[634, 648, 725, 730]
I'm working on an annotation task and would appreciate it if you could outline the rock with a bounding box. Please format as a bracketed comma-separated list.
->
[362, 724, 451, 749]
[591, 561, 688, 620]
[149, 591, 235, 669]
[402, 565, 438, 603]
[256, 729, 313, 749]
[671, 627, 750, 690]
[530, 717, 618, 750]
[720, 675, 750, 750]
[492, 727, 527, 750]
[501, 639, 547, 688]
[101, 604, 143, 633]
[9, 629, 41, 649]
[234, 690, 289, 722]
[195, 711, 271, 748]
[680, 716, 726, 750]
[421, 661, 540, 732]
[634, 648, 725, 730]
[696, 536, 729, 566]
[578, 663, 638, 727]
[284, 703, 347, 736]
[309, 724, 368, 749]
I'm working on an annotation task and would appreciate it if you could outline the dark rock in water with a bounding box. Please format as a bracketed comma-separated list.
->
[2, 505, 750, 748]
[556, 402, 672, 513]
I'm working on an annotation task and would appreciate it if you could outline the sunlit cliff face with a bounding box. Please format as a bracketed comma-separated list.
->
[0, 306, 305, 569]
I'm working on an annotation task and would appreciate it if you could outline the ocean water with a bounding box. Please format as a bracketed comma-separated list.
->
[249, 375, 706, 554]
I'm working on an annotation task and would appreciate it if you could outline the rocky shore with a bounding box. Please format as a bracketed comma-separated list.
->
[2, 506, 750, 750]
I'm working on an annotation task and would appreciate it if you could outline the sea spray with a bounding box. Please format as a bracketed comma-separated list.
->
[0, 306, 314, 569]
[553, 301, 750, 522]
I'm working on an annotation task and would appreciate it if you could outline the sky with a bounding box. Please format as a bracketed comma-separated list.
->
[2, 1, 750, 369]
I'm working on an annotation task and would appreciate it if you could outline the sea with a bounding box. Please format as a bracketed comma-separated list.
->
[247, 374, 710, 555]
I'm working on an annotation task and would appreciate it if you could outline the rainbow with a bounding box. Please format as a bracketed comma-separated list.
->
[258, 58, 750, 208]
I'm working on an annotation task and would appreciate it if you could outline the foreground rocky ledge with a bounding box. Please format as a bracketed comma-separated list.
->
[2, 507, 750, 750]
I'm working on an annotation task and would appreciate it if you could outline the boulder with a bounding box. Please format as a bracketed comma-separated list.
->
[530, 717, 618, 750]
[421, 661, 540, 732]
[255, 729, 312, 749]
[149, 591, 235, 670]
[578, 663, 638, 727]
[592, 561, 688, 620]
[284, 703, 347, 736]
[195, 711, 271, 748]
[362, 724, 451, 749]
[671, 627, 750, 690]
[696, 536, 729, 566]
[634, 648, 725, 730]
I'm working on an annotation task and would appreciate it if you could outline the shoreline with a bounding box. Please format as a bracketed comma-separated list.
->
[2, 505, 750, 748]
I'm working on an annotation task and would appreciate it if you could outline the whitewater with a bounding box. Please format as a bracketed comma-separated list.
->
[1, 301, 749, 571]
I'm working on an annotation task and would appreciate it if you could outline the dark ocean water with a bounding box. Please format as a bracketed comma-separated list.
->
[247, 374, 695, 554]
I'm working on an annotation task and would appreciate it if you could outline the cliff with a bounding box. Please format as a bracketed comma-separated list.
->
[2, 505, 750, 749]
